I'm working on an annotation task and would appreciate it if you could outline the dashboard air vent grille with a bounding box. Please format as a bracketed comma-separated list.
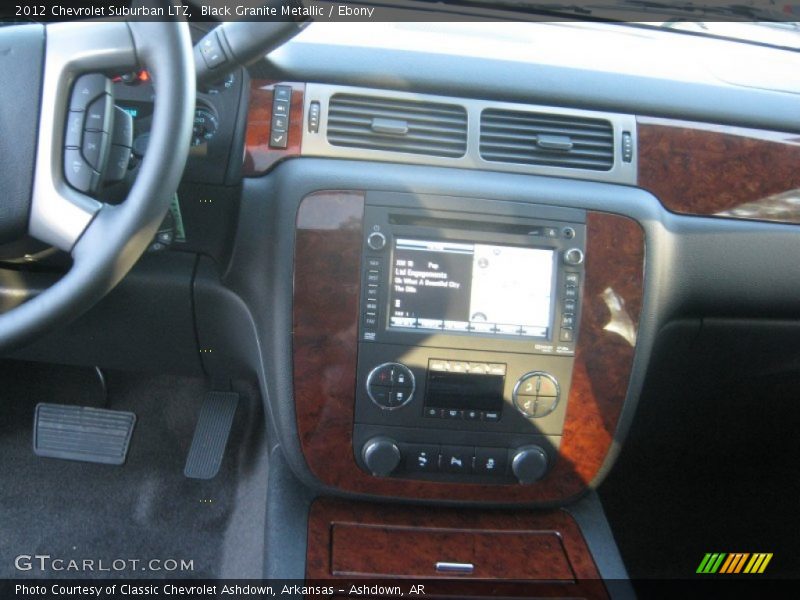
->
[327, 94, 468, 158]
[480, 109, 614, 171]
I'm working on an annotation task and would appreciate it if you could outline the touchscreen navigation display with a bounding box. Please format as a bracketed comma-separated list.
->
[389, 238, 554, 338]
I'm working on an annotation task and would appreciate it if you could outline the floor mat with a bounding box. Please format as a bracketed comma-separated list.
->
[0, 361, 268, 579]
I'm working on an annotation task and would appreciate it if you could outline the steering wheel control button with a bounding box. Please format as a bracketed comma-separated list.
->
[104, 144, 132, 184]
[64, 112, 84, 148]
[367, 231, 387, 250]
[366, 362, 415, 410]
[474, 447, 508, 476]
[401, 444, 441, 473]
[513, 372, 560, 419]
[85, 94, 113, 133]
[563, 247, 585, 266]
[511, 445, 549, 484]
[362, 437, 401, 477]
[111, 106, 134, 147]
[64, 149, 100, 194]
[442, 446, 474, 474]
[70, 73, 111, 111]
[81, 130, 109, 171]
[198, 32, 227, 70]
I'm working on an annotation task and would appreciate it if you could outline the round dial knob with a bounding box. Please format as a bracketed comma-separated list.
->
[362, 437, 401, 477]
[513, 371, 560, 418]
[511, 445, 549, 484]
[366, 362, 415, 410]
[367, 231, 387, 251]
[563, 248, 584, 266]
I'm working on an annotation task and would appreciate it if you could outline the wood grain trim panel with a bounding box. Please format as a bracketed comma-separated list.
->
[242, 80, 305, 176]
[637, 116, 800, 223]
[293, 192, 644, 504]
[331, 525, 574, 580]
[307, 498, 607, 599]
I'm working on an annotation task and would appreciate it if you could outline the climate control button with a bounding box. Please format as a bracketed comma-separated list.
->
[513, 371, 560, 418]
[366, 362, 415, 410]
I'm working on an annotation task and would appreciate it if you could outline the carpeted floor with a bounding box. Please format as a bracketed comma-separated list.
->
[0, 361, 269, 579]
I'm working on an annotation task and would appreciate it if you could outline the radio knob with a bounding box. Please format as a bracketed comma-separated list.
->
[511, 445, 549, 484]
[367, 231, 387, 251]
[362, 437, 401, 477]
[563, 248, 584, 266]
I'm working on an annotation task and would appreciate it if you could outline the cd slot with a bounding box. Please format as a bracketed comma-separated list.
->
[388, 213, 552, 237]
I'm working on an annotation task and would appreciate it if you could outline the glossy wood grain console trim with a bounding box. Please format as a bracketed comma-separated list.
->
[242, 80, 305, 176]
[307, 498, 607, 599]
[293, 192, 644, 504]
[637, 116, 800, 223]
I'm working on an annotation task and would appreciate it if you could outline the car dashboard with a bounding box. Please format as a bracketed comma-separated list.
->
[6, 17, 800, 596]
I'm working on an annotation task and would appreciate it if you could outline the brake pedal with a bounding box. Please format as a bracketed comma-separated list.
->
[33, 403, 136, 465]
[184, 391, 239, 479]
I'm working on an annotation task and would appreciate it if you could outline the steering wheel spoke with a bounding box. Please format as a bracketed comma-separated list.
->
[29, 21, 138, 252]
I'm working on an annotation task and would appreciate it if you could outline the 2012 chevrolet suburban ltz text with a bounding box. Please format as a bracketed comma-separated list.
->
[1, 1, 799, 599]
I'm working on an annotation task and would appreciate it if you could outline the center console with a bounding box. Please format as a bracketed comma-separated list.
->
[353, 194, 587, 484]
[292, 189, 644, 505]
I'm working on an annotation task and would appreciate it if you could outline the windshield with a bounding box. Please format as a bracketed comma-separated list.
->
[423, 0, 800, 50]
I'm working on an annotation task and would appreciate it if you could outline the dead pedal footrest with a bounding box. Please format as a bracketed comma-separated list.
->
[184, 391, 239, 480]
[33, 403, 136, 465]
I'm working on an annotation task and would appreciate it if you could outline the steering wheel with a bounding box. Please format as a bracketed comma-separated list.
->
[0, 15, 194, 352]
[0, 2, 308, 353]
[0, 16, 195, 350]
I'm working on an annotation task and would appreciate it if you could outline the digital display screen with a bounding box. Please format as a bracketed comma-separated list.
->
[389, 238, 554, 338]
[426, 371, 505, 411]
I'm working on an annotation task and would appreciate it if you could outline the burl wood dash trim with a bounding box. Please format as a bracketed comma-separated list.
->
[637, 116, 800, 223]
[306, 498, 608, 599]
[242, 80, 305, 176]
[293, 191, 644, 503]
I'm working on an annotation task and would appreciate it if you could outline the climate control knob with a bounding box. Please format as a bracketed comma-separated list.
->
[511, 445, 548, 484]
[362, 437, 401, 477]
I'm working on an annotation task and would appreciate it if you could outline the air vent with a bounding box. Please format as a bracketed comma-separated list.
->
[327, 94, 467, 158]
[480, 109, 614, 171]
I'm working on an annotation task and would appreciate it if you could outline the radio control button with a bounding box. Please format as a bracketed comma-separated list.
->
[561, 315, 575, 328]
[366, 257, 382, 268]
[441, 446, 473, 474]
[474, 447, 508, 476]
[402, 444, 440, 473]
[563, 248, 585, 265]
[565, 272, 580, 285]
[564, 286, 577, 299]
[560, 328, 575, 342]
[366, 270, 381, 284]
[367, 231, 387, 250]
[564, 299, 576, 313]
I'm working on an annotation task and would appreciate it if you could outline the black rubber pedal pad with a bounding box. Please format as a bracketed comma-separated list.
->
[33, 403, 136, 465]
[184, 391, 239, 480]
